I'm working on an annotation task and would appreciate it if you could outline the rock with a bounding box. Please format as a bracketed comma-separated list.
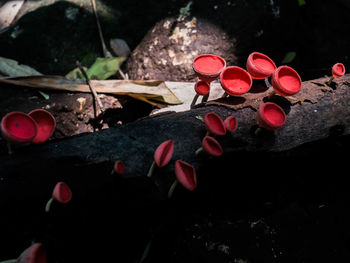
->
[110, 38, 131, 57]
[126, 16, 237, 81]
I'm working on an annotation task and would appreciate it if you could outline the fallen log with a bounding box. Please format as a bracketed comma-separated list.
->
[0, 74, 349, 190]
[0, 73, 349, 262]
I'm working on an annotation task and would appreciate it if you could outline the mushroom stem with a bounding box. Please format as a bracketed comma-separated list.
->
[195, 147, 203, 156]
[45, 197, 53, 213]
[201, 90, 210, 103]
[167, 180, 179, 198]
[327, 76, 334, 85]
[7, 141, 13, 155]
[147, 161, 156, 177]
[0, 259, 17, 263]
[254, 127, 262, 136]
[264, 77, 272, 88]
[190, 94, 199, 109]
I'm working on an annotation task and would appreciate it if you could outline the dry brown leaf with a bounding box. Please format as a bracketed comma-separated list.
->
[0, 75, 182, 107]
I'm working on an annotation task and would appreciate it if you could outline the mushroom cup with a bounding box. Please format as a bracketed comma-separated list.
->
[257, 102, 286, 131]
[220, 66, 252, 96]
[193, 54, 226, 83]
[271, 66, 302, 96]
[1, 112, 38, 145]
[29, 109, 56, 144]
[246, 52, 277, 79]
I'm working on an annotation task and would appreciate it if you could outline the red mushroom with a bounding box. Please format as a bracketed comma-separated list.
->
[28, 109, 56, 144]
[168, 160, 197, 198]
[1, 112, 38, 154]
[1, 243, 46, 263]
[195, 136, 223, 157]
[224, 116, 238, 133]
[220, 66, 252, 97]
[246, 52, 277, 79]
[328, 63, 345, 85]
[193, 54, 226, 103]
[204, 112, 226, 136]
[147, 139, 174, 177]
[271, 66, 302, 96]
[190, 80, 210, 108]
[257, 102, 286, 131]
[112, 160, 125, 175]
[17, 243, 46, 263]
[246, 52, 276, 88]
[192, 54, 226, 83]
[45, 182, 72, 212]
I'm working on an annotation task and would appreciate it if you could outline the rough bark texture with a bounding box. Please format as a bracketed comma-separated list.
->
[1, 74, 349, 189]
[0, 74, 349, 263]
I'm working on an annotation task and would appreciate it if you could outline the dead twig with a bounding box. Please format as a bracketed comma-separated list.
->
[90, 0, 127, 80]
[90, 0, 111, 58]
[76, 61, 104, 117]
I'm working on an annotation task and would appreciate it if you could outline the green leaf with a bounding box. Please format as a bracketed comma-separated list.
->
[86, 57, 126, 80]
[65, 66, 87, 79]
[281, 52, 296, 64]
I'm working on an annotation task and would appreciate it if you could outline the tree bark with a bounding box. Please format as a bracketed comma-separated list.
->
[0, 74, 349, 194]
[0, 74, 349, 262]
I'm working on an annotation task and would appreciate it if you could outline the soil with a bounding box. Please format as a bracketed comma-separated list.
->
[0, 0, 350, 262]
[0, 86, 153, 140]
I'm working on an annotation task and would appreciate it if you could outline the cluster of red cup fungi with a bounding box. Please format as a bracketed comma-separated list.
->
[192, 52, 346, 132]
[0, 55, 346, 263]
[1, 109, 56, 154]
[145, 139, 195, 198]
[0, 108, 65, 263]
[144, 111, 238, 198]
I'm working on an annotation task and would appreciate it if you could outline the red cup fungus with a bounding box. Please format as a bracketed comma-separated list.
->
[195, 136, 223, 157]
[195, 80, 210, 96]
[17, 243, 46, 263]
[220, 66, 252, 96]
[246, 52, 277, 79]
[1, 112, 38, 154]
[28, 109, 56, 144]
[204, 112, 226, 136]
[45, 182, 72, 212]
[332, 63, 345, 78]
[224, 116, 238, 133]
[328, 63, 346, 85]
[191, 80, 210, 108]
[168, 160, 197, 198]
[193, 54, 226, 83]
[113, 160, 125, 175]
[257, 102, 286, 131]
[1, 243, 46, 263]
[147, 139, 174, 177]
[271, 66, 302, 96]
